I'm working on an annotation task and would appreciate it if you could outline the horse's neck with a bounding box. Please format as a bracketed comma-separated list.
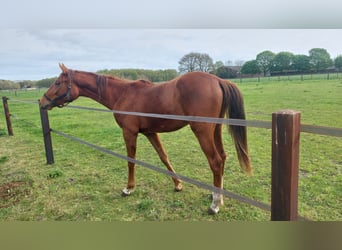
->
[75, 72, 127, 109]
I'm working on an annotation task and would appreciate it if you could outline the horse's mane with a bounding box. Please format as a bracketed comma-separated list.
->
[97, 73, 132, 83]
[96, 72, 154, 86]
[96, 74, 108, 100]
[74, 70, 153, 100]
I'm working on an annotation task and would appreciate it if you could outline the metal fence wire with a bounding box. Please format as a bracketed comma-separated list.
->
[3, 98, 342, 221]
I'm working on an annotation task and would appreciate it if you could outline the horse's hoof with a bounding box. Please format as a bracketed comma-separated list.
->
[121, 188, 133, 197]
[208, 206, 219, 215]
[174, 183, 183, 192]
[121, 192, 129, 197]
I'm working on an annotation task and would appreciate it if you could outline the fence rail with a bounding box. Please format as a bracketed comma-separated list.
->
[65, 105, 342, 137]
[234, 72, 342, 83]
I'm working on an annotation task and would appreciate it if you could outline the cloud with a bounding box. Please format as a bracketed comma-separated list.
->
[1, 29, 342, 80]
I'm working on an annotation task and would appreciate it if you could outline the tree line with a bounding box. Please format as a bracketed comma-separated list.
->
[241, 48, 342, 76]
[0, 80, 20, 90]
[178, 49, 342, 78]
[0, 80, 36, 90]
[96, 68, 178, 82]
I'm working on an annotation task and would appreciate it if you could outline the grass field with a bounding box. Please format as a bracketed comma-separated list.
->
[0, 78, 341, 221]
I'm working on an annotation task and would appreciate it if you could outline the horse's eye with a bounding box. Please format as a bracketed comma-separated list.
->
[55, 81, 61, 86]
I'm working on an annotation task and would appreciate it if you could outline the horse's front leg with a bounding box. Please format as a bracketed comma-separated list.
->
[121, 129, 138, 196]
[144, 133, 182, 192]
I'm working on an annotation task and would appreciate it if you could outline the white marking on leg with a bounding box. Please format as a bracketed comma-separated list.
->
[210, 192, 223, 214]
[122, 187, 134, 195]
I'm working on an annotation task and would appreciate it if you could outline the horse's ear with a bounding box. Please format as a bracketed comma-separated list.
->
[59, 63, 68, 73]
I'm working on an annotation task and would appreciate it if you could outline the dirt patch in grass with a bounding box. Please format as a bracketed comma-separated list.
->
[0, 181, 32, 208]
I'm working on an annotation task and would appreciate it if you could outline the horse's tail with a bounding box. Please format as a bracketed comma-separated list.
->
[219, 80, 252, 176]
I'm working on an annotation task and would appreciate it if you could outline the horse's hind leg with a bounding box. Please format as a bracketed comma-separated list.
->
[145, 133, 182, 192]
[214, 124, 227, 172]
[191, 123, 224, 214]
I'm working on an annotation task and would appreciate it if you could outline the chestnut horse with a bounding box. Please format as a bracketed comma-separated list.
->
[40, 64, 251, 214]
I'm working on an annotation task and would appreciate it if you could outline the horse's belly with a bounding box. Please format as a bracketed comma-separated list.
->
[139, 118, 188, 133]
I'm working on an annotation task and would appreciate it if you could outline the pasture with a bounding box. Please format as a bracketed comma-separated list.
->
[0, 78, 341, 221]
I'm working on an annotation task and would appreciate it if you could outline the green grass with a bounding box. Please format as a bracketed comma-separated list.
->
[0, 78, 341, 221]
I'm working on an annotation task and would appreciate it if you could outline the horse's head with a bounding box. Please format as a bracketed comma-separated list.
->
[40, 63, 79, 110]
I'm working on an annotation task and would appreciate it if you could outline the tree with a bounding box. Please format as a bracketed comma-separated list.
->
[0, 80, 20, 90]
[292, 54, 311, 73]
[241, 60, 261, 75]
[213, 61, 224, 71]
[179, 52, 198, 73]
[334, 55, 342, 71]
[271, 52, 294, 73]
[178, 52, 214, 73]
[256, 50, 275, 76]
[309, 48, 333, 72]
[197, 53, 214, 72]
[36, 77, 57, 88]
[215, 66, 238, 79]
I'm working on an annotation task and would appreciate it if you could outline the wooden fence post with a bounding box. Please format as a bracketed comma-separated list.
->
[271, 110, 301, 221]
[2, 96, 13, 136]
[38, 101, 54, 164]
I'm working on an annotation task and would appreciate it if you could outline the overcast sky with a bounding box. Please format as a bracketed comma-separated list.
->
[1, 29, 342, 81]
[1, 0, 342, 81]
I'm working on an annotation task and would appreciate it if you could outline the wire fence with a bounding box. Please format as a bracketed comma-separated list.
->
[64, 105, 342, 137]
[2, 97, 342, 220]
[52, 128, 272, 212]
[234, 72, 342, 83]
